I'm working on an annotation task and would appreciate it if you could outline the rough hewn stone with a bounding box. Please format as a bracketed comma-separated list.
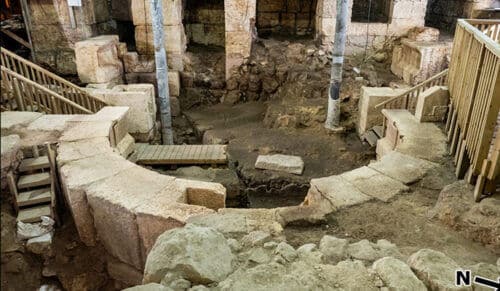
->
[373, 257, 427, 290]
[255, 154, 304, 175]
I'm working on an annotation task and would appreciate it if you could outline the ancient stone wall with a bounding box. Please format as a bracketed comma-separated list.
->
[184, 0, 225, 47]
[351, 0, 391, 23]
[425, 0, 499, 33]
[316, 0, 427, 53]
[27, 0, 115, 75]
[225, 0, 257, 77]
[256, 0, 317, 37]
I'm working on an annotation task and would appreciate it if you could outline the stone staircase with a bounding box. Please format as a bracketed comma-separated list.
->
[305, 108, 447, 214]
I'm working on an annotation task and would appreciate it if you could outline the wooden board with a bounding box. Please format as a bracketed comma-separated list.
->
[17, 172, 51, 189]
[17, 204, 51, 223]
[19, 156, 50, 172]
[135, 144, 227, 165]
[17, 188, 52, 207]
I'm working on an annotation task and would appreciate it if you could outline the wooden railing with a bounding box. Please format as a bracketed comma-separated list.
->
[0, 47, 108, 113]
[375, 69, 449, 114]
[445, 19, 500, 201]
[1, 67, 92, 114]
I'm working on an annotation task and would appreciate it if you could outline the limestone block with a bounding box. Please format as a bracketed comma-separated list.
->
[124, 71, 181, 98]
[408, 27, 440, 42]
[340, 166, 409, 202]
[168, 71, 181, 97]
[116, 133, 136, 158]
[1, 135, 22, 189]
[167, 52, 184, 71]
[1, 111, 43, 132]
[123, 52, 155, 73]
[26, 115, 76, 132]
[414, 86, 450, 122]
[255, 154, 305, 175]
[225, 0, 257, 32]
[131, 0, 182, 26]
[134, 24, 186, 55]
[57, 137, 114, 166]
[58, 120, 113, 143]
[316, 0, 336, 18]
[58, 153, 134, 246]
[176, 178, 226, 210]
[391, 39, 452, 85]
[75, 35, 124, 84]
[357, 87, 407, 136]
[373, 257, 427, 290]
[135, 202, 214, 259]
[124, 283, 170, 291]
[170, 96, 181, 117]
[306, 175, 373, 211]
[408, 249, 471, 291]
[107, 256, 143, 286]
[317, 16, 335, 38]
[85, 165, 186, 268]
[368, 151, 437, 185]
[90, 84, 156, 135]
[225, 31, 253, 57]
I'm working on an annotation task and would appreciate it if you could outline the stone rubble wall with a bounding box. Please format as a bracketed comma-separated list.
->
[256, 0, 317, 37]
[0, 108, 226, 287]
[27, 0, 115, 75]
[184, 0, 225, 47]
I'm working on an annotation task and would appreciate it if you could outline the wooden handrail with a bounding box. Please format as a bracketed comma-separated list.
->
[0, 47, 108, 113]
[375, 69, 449, 110]
[1, 67, 93, 114]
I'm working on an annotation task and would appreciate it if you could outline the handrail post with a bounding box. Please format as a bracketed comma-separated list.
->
[12, 78, 25, 111]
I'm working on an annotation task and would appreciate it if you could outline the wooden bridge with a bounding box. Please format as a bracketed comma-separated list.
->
[135, 144, 228, 166]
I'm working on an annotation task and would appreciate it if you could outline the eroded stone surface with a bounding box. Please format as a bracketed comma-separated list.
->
[373, 257, 427, 290]
[1, 111, 42, 132]
[143, 225, 235, 284]
[341, 166, 410, 202]
[255, 154, 305, 175]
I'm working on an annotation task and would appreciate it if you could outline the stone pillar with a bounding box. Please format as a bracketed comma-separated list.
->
[224, 0, 257, 79]
[315, 0, 336, 47]
[130, 0, 185, 72]
[27, 0, 114, 75]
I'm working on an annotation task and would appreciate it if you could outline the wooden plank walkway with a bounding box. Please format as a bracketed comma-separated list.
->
[135, 144, 228, 165]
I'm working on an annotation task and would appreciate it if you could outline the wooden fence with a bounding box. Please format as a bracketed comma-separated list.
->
[445, 19, 500, 200]
[0, 47, 107, 113]
[1, 67, 92, 114]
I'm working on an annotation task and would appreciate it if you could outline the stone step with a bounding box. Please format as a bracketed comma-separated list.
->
[373, 125, 384, 138]
[340, 166, 410, 202]
[368, 151, 437, 185]
[362, 130, 379, 147]
[17, 187, 52, 207]
[17, 172, 51, 190]
[17, 204, 52, 223]
[19, 156, 50, 172]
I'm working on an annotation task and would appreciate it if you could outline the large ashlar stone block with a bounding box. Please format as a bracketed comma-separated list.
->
[357, 87, 407, 136]
[414, 86, 450, 122]
[86, 84, 157, 137]
[391, 39, 452, 85]
[123, 52, 155, 73]
[58, 152, 135, 246]
[225, 0, 257, 32]
[135, 24, 186, 55]
[1, 111, 43, 132]
[75, 35, 124, 84]
[131, 0, 182, 26]
[176, 178, 226, 210]
[57, 137, 114, 167]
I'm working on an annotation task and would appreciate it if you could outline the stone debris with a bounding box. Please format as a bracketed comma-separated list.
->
[26, 232, 53, 255]
[319, 235, 348, 264]
[373, 257, 427, 290]
[408, 249, 470, 291]
[143, 225, 235, 284]
[254, 154, 305, 175]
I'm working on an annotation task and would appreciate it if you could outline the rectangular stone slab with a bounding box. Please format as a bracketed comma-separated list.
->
[368, 151, 437, 185]
[309, 175, 373, 210]
[341, 166, 409, 202]
[255, 154, 304, 175]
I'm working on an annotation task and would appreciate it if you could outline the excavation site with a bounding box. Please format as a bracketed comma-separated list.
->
[0, 0, 499, 290]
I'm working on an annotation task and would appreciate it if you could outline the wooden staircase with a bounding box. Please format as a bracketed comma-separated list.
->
[7, 144, 58, 223]
[0, 47, 108, 114]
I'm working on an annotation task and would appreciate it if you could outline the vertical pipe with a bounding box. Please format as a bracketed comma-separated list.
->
[150, 0, 174, 144]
